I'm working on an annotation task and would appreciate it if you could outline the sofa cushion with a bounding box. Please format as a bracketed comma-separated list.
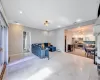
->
[41, 43, 45, 49]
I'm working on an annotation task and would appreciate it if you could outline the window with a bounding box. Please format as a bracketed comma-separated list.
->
[0, 11, 8, 65]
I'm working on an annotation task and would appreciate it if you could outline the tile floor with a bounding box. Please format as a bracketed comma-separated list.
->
[69, 48, 86, 57]
[4, 52, 99, 80]
[69, 49, 94, 59]
[9, 52, 33, 63]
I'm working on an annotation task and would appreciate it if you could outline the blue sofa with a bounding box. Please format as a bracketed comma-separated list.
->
[44, 43, 56, 52]
[31, 43, 56, 59]
[31, 44, 49, 59]
[49, 46, 56, 52]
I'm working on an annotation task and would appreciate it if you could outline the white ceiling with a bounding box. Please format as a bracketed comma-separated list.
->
[1, 0, 99, 30]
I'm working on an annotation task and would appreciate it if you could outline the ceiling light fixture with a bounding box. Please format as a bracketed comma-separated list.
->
[44, 20, 49, 27]
[76, 19, 81, 22]
[19, 11, 23, 14]
[58, 26, 61, 28]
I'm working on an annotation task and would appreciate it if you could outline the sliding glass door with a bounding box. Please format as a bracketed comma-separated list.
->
[0, 11, 8, 65]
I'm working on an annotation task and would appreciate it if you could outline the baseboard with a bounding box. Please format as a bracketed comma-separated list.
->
[9, 53, 23, 57]
[8, 55, 35, 67]
[9, 52, 32, 57]
[0, 64, 6, 80]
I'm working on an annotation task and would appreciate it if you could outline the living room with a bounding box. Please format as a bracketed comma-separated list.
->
[0, 0, 100, 80]
[8, 24, 57, 63]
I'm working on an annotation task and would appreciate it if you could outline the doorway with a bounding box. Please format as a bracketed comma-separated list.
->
[23, 31, 31, 53]
[65, 25, 95, 59]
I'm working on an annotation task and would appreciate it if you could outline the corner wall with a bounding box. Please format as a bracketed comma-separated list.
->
[48, 28, 65, 53]
[9, 24, 23, 56]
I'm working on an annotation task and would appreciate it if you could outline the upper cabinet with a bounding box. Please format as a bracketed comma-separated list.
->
[83, 35, 95, 41]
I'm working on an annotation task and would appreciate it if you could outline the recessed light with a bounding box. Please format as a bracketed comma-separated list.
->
[76, 19, 81, 22]
[58, 26, 61, 28]
[19, 11, 23, 14]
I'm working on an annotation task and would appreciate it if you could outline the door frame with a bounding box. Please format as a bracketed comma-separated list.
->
[23, 31, 31, 53]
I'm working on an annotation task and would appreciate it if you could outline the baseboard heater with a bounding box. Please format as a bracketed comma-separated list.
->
[0, 64, 6, 80]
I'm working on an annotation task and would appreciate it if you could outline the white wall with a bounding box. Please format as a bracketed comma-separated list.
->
[48, 30, 57, 46]
[9, 24, 48, 56]
[48, 28, 65, 53]
[24, 27, 48, 44]
[9, 24, 24, 56]
[66, 31, 73, 44]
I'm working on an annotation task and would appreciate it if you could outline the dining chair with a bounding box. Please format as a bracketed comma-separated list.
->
[84, 48, 88, 57]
